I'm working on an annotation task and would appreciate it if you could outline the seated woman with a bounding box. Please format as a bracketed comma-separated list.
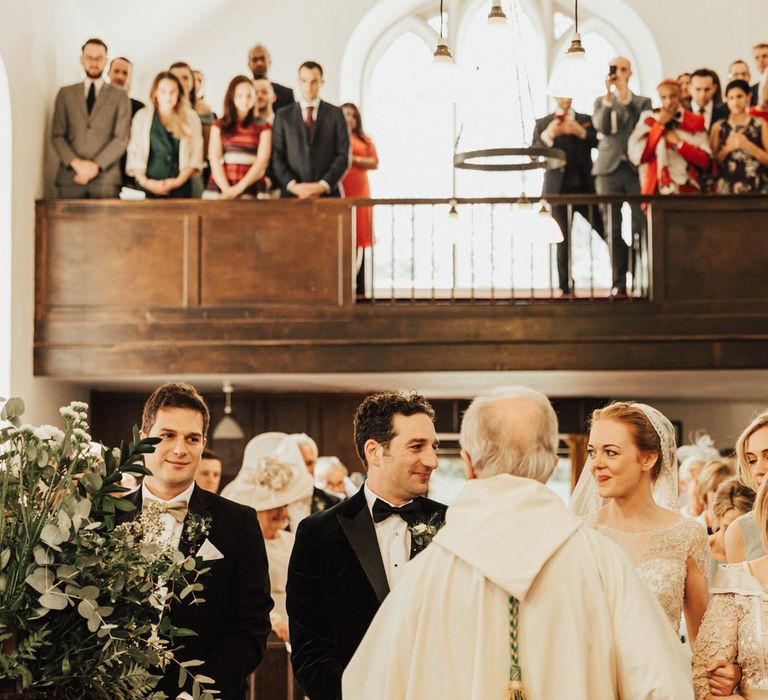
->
[204, 75, 272, 199]
[127, 71, 203, 198]
[711, 80, 768, 194]
[697, 459, 736, 534]
[708, 478, 756, 584]
[694, 477, 768, 699]
[220, 432, 313, 643]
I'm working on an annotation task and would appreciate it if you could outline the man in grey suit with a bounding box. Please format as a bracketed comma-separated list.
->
[271, 61, 350, 199]
[51, 38, 131, 198]
[592, 56, 651, 296]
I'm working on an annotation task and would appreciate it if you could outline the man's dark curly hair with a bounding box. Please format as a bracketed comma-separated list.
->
[353, 392, 435, 468]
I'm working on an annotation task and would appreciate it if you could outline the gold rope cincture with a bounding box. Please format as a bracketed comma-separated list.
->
[508, 595, 527, 700]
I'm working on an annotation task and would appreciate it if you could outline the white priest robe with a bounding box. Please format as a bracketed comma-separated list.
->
[342, 475, 693, 700]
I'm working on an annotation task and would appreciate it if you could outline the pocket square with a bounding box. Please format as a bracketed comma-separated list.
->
[196, 538, 224, 561]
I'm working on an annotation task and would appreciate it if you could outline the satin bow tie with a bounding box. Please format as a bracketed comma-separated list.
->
[372, 498, 422, 525]
[143, 497, 188, 523]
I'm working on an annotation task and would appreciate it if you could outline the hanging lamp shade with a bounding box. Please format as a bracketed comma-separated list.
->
[536, 202, 564, 244]
[212, 381, 245, 440]
[424, 38, 465, 102]
[546, 33, 594, 98]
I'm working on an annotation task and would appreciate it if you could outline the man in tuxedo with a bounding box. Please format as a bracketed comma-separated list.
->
[287, 391, 447, 700]
[248, 43, 294, 112]
[51, 38, 131, 198]
[271, 61, 350, 199]
[119, 382, 272, 700]
[751, 43, 768, 106]
[592, 56, 651, 296]
[533, 97, 604, 296]
[689, 69, 728, 130]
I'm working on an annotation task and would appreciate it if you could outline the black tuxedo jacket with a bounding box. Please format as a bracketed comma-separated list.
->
[271, 100, 350, 197]
[752, 82, 760, 106]
[119, 485, 273, 700]
[271, 81, 295, 113]
[286, 488, 447, 700]
[532, 111, 597, 194]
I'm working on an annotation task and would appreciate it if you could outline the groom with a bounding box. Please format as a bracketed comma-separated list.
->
[286, 391, 447, 700]
[119, 382, 272, 700]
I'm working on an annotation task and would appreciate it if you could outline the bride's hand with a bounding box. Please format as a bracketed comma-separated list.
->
[707, 660, 741, 696]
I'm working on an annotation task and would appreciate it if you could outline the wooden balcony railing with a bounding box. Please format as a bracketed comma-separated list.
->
[34, 195, 768, 377]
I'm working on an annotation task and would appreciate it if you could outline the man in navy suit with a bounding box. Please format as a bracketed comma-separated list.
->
[533, 97, 604, 296]
[271, 61, 350, 199]
[287, 392, 447, 700]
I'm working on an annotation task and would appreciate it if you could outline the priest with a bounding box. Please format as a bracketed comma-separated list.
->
[342, 386, 694, 700]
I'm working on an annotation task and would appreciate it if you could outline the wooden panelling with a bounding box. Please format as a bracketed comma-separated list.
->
[34, 197, 768, 378]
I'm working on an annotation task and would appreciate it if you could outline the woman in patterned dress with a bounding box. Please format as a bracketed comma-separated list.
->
[711, 80, 768, 194]
[204, 75, 272, 199]
[571, 401, 710, 648]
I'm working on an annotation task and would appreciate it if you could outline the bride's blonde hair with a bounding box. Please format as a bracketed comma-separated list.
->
[735, 410, 768, 492]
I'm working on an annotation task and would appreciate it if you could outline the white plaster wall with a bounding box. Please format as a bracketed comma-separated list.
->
[2, 2, 87, 423]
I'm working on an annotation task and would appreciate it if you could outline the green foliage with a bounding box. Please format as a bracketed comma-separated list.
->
[0, 399, 218, 699]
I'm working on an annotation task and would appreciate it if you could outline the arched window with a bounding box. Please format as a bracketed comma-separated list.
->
[0, 54, 10, 397]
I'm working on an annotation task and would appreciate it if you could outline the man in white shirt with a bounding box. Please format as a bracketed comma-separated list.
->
[120, 382, 272, 700]
[50, 38, 130, 198]
[343, 387, 694, 700]
[286, 391, 447, 700]
[751, 42, 768, 105]
[271, 61, 350, 199]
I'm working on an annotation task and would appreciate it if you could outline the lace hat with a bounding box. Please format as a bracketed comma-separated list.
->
[220, 432, 314, 511]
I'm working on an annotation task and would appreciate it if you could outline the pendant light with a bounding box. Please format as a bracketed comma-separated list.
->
[425, 0, 462, 102]
[211, 381, 245, 440]
[546, 0, 594, 98]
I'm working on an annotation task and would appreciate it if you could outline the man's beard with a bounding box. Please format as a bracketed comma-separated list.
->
[251, 69, 266, 80]
[85, 68, 103, 79]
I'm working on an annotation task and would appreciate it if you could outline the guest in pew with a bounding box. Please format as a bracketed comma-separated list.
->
[221, 432, 313, 643]
[696, 459, 736, 534]
[708, 478, 755, 585]
[725, 411, 768, 563]
[341, 103, 378, 296]
[204, 75, 271, 199]
[195, 448, 223, 493]
[711, 79, 768, 194]
[127, 71, 203, 198]
[314, 456, 354, 500]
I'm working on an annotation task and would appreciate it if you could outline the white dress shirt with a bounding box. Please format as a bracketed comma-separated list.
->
[141, 480, 195, 550]
[692, 100, 713, 129]
[83, 76, 104, 100]
[364, 483, 412, 589]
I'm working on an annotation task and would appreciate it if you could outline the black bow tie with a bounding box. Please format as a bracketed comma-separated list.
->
[372, 498, 423, 525]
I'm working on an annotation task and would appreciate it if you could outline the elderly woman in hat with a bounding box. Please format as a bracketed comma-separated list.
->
[221, 432, 313, 642]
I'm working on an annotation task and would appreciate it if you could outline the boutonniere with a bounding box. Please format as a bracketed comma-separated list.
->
[181, 512, 212, 552]
[408, 512, 444, 555]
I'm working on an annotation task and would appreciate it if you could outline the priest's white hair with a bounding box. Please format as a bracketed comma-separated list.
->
[460, 386, 559, 483]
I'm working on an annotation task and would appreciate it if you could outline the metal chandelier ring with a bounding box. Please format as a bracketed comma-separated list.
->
[454, 147, 566, 172]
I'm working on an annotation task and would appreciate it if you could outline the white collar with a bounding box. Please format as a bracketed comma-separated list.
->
[299, 97, 321, 111]
[692, 100, 712, 115]
[142, 479, 195, 505]
[84, 76, 104, 89]
[363, 482, 413, 515]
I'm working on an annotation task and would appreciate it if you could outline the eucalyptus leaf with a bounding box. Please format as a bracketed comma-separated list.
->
[77, 598, 96, 620]
[86, 616, 100, 633]
[25, 567, 54, 594]
[56, 564, 79, 581]
[79, 585, 99, 601]
[178, 665, 188, 688]
[3, 397, 25, 419]
[180, 659, 205, 668]
[40, 523, 66, 547]
[39, 591, 69, 610]
[33, 547, 52, 566]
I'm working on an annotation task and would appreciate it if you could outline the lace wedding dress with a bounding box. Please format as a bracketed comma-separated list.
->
[694, 563, 768, 700]
[587, 515, 710, 630]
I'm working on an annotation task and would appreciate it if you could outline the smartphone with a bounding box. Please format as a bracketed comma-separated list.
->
[608, 64, 618, 80]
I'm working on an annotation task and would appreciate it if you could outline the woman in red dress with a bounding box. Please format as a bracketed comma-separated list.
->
[204, 75, 271, 199]
[341, 103, 379, 295]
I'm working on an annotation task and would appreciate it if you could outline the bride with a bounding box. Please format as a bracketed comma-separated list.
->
[572, 401, 709, 647]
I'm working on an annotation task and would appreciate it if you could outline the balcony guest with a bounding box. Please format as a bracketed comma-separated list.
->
[287, 392, 446, 700]
[195, 448, 223, 493]
[729, 59, 752, 84]
[271, 61, 350, 199]
[51, 38, 130, 198]
[678, 72, 692, 110]
[628, 79, 711, 196]
[688, 69, 729, 131]
[750, 77, 768, 121]
[343, 388, 694, 700]
[253, 78, 276, 124]
[118, 382, 272, 700]
[107, 56, 145, 117]
[248, 43, 295, 113]
[341, 103, 379, 296]
[127, 71, 203, 198]
[221, 432, 314, 644]
[751, 43, 768, 105]
[532, 96, 604, 296]
[711, 79, 768, 194]
[204, 75, 271, 200]
[192, 69, 215, 121]
[592, 56, 651, 296]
